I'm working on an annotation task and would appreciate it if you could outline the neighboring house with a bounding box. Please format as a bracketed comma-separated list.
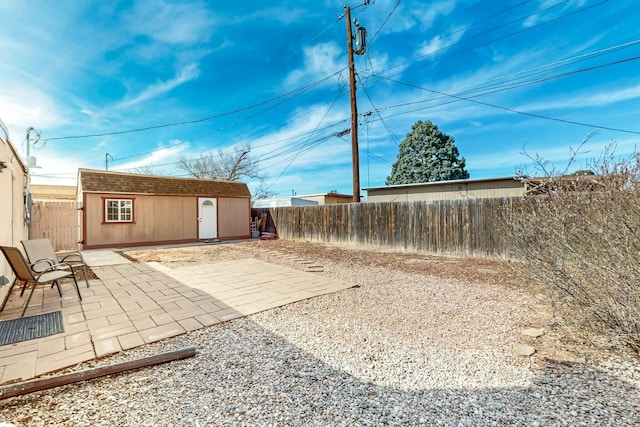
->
[0, 119, 28, 306]
[30, 184, 77, 200]
[252, 197, 318, 208]
[296, 192, 354, 205]
[77, 169, 251, 249]
[364, 177, 526, 203]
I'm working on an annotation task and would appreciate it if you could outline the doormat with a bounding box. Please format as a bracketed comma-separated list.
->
[0, 311, 64, 346]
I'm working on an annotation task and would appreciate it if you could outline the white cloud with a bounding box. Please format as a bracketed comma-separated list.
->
[115, 141, 190, 172]
[0, 87, 72, 146]
[518, 85, 640, 112]
[523, 0, 588, 28]
[412, 2, 457, 30]
[284, 42, 343, 87]
[381, 1, 457, 34]
[116, 63, 201, 109]
[417, 25, 467, 57]
[127, 0, 216, 45]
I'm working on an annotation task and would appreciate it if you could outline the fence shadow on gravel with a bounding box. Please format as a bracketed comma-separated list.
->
[0, 316, 636, 425]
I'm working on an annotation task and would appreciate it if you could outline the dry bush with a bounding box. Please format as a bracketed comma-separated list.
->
[505, 149, 640, 354]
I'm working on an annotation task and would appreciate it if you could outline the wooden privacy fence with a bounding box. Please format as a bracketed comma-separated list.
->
[256, 198, 514, 258]
[29, 200, 78, 251]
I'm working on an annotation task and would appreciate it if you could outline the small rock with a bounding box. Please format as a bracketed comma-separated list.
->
[513, 343, 536, 357]
[522, 328, 544, 338]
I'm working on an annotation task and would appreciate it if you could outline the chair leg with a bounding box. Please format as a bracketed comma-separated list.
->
[81, 265, 90, 288]
[20, 279, 29, 297]
[69, 270, 82, 302]
[54, 280, 63, 297]
[21, 282, 38, 317]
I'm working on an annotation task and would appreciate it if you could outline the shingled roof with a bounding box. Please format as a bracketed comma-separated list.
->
[78, 169, 251, 198]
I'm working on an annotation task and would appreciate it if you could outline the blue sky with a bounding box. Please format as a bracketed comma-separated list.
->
[1, 0, 639, 198]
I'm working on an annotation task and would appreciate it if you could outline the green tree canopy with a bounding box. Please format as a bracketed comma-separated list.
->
[386, 120, 469, 185]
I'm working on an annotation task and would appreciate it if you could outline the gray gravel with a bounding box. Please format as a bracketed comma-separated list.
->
[0, 245, 638, 426]
[1, 319, 638, 426]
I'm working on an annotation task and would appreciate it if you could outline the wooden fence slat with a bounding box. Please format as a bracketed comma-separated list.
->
[29, 200, 78, 251]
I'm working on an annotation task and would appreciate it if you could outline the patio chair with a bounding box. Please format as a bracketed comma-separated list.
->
[21, 238, 91, 288]
[0, 246, 82, 317]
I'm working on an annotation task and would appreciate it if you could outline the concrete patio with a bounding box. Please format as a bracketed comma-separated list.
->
[0, 250, 352, 385]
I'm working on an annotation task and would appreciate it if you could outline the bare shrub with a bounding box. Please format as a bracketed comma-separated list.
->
[505, 146, 640, 354]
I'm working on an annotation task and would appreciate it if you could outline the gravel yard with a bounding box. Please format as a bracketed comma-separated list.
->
[1, 239, 638, 426]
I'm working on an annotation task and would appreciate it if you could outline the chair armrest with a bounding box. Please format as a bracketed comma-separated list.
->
[30, 257, 58, 273]
[59, 253, 86, 263]
[33, 261, 67, 273]
[31, 258, 73, 273]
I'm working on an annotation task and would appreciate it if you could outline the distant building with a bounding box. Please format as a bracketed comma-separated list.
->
[364, 177, 526, 203]
[252, 197, 318, 208]
[30, 184, 77, 200]
[296, 192, 353, 205]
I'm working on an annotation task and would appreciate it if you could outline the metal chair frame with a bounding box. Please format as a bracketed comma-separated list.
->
[0, 246, 82, 317]
[21, 238, 91, 288]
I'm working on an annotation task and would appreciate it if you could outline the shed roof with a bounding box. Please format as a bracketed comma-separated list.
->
[78, 169, 251, 198]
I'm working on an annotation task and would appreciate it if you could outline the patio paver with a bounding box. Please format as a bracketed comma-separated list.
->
[0, 255, 352, 385]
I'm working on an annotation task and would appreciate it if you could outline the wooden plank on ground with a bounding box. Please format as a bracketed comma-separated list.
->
[0, 347, 196, 400]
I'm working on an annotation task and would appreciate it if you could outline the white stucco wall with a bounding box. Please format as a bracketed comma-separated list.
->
[0, 123, 28, 306]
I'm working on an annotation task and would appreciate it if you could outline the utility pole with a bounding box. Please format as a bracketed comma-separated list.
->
[345, 5, 361, 202]
[105, 153, 113, 171]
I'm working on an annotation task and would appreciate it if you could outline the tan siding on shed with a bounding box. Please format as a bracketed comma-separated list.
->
[218, 197, 250, 238]
[84, 193, 198, 247]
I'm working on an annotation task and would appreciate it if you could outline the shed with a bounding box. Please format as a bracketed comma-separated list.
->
[364, 177, 526, 203]
[77, 169, 251, 249]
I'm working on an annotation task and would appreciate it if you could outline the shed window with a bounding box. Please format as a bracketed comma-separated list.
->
[105, 199, 133, 222]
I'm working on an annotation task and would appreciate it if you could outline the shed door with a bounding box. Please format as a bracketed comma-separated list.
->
[198, 197, 218, 239]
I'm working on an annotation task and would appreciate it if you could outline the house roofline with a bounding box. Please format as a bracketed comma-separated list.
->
[0, 123, 27, 174]
[296, 193, 353, 198]
[363, 176, 521, 191]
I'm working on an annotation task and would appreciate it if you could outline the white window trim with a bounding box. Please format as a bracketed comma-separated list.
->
[105, 198, 133, 223]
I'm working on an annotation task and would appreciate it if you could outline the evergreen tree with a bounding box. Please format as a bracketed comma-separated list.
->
[386, 120, 469, 185]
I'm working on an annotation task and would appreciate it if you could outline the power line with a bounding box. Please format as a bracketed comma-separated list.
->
[109, 82, 341, 164]
[43, 70, 345, 143]
[356, 73, 401, 146]
[379, 0, 608, 79]
[375, 73, 640, 135]
[362, 39, 640, 124]
[265, 85, 347, 191]
[87, 37, 640, 174]
[105, 45, 640, 173]
[368, 0, 401, 44]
